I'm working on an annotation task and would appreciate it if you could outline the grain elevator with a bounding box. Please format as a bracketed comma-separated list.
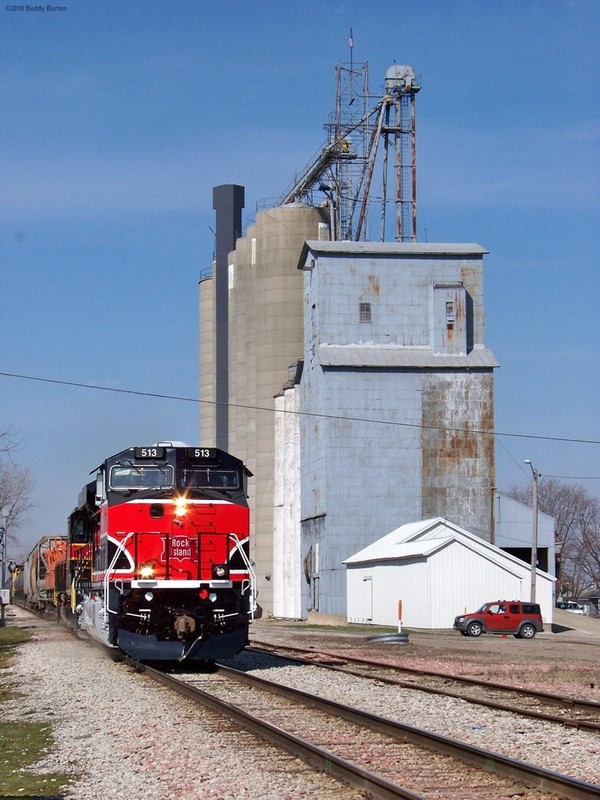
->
[199, 61, 498, 618]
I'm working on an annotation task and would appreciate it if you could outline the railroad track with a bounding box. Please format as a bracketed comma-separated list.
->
[139, 660, 600, 800]
[11, 609, 598, 798]
[249, 639, 600, 732]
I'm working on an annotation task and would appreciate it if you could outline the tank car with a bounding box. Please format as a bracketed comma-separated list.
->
[68, 443, 255, 662]
[12, 536, 68, 612]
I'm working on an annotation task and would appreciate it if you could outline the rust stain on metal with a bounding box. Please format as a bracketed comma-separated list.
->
[367, 274, 381, 295]
[420, 374, 495, 535]
[455, 292, 465, 325]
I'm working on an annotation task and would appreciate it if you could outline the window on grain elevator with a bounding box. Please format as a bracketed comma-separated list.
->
[359, 302, 372, 323]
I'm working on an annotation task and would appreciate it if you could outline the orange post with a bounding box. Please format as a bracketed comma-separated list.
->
[397, 599, 403, 633]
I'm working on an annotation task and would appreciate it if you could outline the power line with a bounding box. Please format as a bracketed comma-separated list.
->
[495, 437, 530, 477]
[543, 475, 600, 481]
[2, 369, 599, 446]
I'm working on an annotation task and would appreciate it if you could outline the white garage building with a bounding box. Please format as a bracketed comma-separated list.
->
[345, 517, 555, 629]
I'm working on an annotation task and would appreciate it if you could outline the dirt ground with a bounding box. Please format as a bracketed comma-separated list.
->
[250, 608, 600, 698]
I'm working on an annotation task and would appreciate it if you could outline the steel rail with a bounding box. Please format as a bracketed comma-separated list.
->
[217, 664, 600, 800]
[331, 661, 600, 732]
[140, 659, 600, 800]
[249, 640, 600, 721]
[141, 663, 424, 800]
[247, 643, 600, 733]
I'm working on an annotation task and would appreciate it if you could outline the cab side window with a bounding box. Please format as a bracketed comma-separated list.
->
[69, 512, 92, 544]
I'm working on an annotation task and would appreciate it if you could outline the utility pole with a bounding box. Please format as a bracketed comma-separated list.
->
[0, 507, 8, 628]
[524, 460, 540, 603]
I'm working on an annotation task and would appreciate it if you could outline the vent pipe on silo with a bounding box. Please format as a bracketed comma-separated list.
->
[212, 184, 245, 450]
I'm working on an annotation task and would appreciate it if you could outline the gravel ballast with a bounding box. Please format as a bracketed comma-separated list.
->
[3, 606, 600, 797]
[2, 609, 365, 800]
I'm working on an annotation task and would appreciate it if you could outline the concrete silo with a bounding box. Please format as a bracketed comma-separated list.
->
[200, 199, 329, 614]
[199, 269, 216, 444]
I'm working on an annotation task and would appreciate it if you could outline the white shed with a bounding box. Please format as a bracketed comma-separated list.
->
[344, 517, 555, 629]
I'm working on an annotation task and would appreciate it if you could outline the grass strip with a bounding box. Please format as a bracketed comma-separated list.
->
[0, 622, 74, 798]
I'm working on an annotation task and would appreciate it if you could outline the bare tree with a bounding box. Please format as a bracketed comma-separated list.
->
[505, 478, 599, 598]
[574, 501, 600, 594]
[0, 423, 24, 457]
[0, 461, 34, 544]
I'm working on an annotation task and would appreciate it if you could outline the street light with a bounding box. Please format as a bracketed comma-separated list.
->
[0, 507, 8, 628]
[524, 460, 540, 603]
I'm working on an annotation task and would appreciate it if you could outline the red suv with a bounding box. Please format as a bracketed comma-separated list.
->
[453, 601, 544, 639]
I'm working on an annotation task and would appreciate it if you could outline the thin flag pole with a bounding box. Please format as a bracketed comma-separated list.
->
[349, 27, 354, 102]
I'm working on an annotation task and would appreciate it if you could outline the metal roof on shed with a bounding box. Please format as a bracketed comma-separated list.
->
[345, 517, 449, 564]
[344, 516, 554, 583]
[317, 344, 498, 369]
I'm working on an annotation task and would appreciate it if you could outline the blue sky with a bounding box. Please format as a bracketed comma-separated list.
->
[1, 0, 598, 558]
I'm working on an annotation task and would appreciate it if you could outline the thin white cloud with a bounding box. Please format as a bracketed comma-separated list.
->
[2, 127, 314, 220]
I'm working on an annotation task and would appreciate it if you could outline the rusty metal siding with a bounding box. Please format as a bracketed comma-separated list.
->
[310, 252, 488, 354]
[421, 372, 495, 539]
[301, 365, 495, 614]
[300, 242, 496, 616]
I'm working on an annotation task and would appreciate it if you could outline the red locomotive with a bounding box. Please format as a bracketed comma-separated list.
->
[66, 442, 255, 662]
[7, 443, 256, 663]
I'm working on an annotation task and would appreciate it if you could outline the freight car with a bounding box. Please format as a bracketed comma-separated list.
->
[12, 536, 68, 612]
[15, 443, 256, 663]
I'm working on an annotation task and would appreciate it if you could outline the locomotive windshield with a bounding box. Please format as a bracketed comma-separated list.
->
[181, 467, 239, 490]
[109, 464, 174, 490]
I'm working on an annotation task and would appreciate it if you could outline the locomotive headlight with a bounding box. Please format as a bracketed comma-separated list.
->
[209, 592, 217, 603]
[139, 563, 155, 579]
[212, 564, 229, 579]
[174, 497, 188, 517]
[144, 592, 154, 602]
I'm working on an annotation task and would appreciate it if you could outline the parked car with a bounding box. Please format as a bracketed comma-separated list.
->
[556, 600, 585, 614]
[453, 600, 544, 639]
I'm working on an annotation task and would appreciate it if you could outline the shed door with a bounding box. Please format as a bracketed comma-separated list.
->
[363, 576, 373, 622]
